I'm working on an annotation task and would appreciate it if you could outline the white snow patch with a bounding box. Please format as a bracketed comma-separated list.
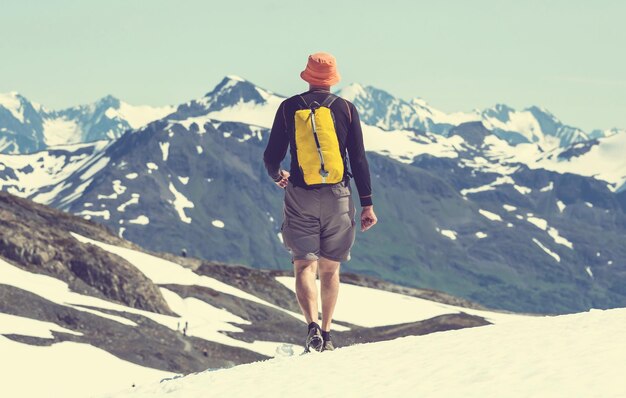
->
[125, 172, 138, 180]
[105, 101, 174, 129]
[42, 117, 82, 146]
[439, 229, 457, 240]
[178, 176, 189, 185]
[532, 238, 561, 262]
[584, 201, 593, 208]
[585, 266, 594, 278]
[526, 216, 548, 230]
[547, 227, 574, 249]
[0, 313, 83, 339]
[146, 162, 158, 173]
[478, 209, 502, 222]
[159, 141, 170, 162]
[513, 185, 532, 195]
[196, 145, 203, 154]
[502, 204, 517, 212]
[540, 181, 554, 192]
[75, 209, 110, 220]
[212, 219, 225, 228]
[557, 200, 566, 213]
[168, 182, 194, 223]
[117, 194, 140, 212]
[128, 215, 149, 225]
[275, 277, 524, 327]
[475, 232, 488, 239]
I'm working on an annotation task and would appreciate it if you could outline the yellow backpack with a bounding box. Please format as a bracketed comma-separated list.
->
[294, 94, 345, 185]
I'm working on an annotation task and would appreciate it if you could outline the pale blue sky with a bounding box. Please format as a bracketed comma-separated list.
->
[1, 0, 624, 131]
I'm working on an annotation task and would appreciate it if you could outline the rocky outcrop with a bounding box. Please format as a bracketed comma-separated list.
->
[0, 192, 175, 315]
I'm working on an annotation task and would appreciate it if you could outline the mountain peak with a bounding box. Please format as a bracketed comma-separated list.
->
[94, 94, 121, 109]
[336, 83, 368, 101]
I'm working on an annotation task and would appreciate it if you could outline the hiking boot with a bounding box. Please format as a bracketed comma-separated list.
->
[305, 322, 323, 353]
[321, 330, 335, 352]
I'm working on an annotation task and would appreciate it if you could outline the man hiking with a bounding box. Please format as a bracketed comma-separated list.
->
[263, 52, 378, 353]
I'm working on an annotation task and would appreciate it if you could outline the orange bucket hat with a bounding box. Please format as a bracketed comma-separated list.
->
[300, 52, 341, 86]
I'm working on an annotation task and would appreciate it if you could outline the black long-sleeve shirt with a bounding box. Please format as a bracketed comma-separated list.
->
[263, 88, 373, 207]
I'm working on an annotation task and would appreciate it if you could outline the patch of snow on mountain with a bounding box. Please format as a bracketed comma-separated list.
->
[178, 176, 189, 185]
[105, 101, 174, 129]
[276, 277, 524, 327]
[475, 232, 488, 239]
[76, 209, 110, 220]
[159, 141, 169, 162]
[362, 126, 463, 163]
[117, 194, 140, 212]
[125, 172, 138, 180]
[0, 312, 83, 338]
[43, 117, 82, 146]
[0, 92, 25, 122]
[557, 201, 566, 212]
[513, 184, 532, 194]
[439, 229, 457, 240]
[540, 181, 554, 192]
[547, 227, 573, 249]
[168, 182, 194, 223]
[479, 209, 502, 222]
[212, 220, 225, 228]
[526, 216, 548, 230]
[128, 215, 149, 225]
[461, 175, 515, 196]
[146, 162, 158, 173]
[532, 238, 560, 262]
[503, 204, 517, 212]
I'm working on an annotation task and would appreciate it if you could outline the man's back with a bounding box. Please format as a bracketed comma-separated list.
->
[263, 88, 373, 207]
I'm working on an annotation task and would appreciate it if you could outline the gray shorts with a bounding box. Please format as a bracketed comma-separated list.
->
[281, 180, 356, 263]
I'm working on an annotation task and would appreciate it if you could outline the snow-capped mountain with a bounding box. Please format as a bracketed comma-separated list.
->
[337, 83, 613, 150]
[0, 92, 174, 154]
[0, 191, 502, 398]
[0, 92, 47, 154]
[173, 75, 284, 127]
[2, 75, 626, 315]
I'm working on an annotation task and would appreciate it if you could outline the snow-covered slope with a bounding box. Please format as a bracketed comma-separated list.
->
[1, 191, 511, 398]
[101, 307, 626, 398]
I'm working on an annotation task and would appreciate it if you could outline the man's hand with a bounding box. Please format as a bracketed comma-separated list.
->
[274, 169, 290, 189]
[360, 205, 378, 232]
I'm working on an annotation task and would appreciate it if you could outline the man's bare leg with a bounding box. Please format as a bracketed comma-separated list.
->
[318, 256, 340, 332]
[294, 259, 319, 324]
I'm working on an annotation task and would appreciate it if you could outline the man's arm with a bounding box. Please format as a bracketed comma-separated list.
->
[346, 102, 373, 207]
[263, 100, 289, 181]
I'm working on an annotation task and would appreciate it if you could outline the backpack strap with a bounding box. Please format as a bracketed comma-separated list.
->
[321, 94, 338, 108]
[297, 95, 309, 109]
